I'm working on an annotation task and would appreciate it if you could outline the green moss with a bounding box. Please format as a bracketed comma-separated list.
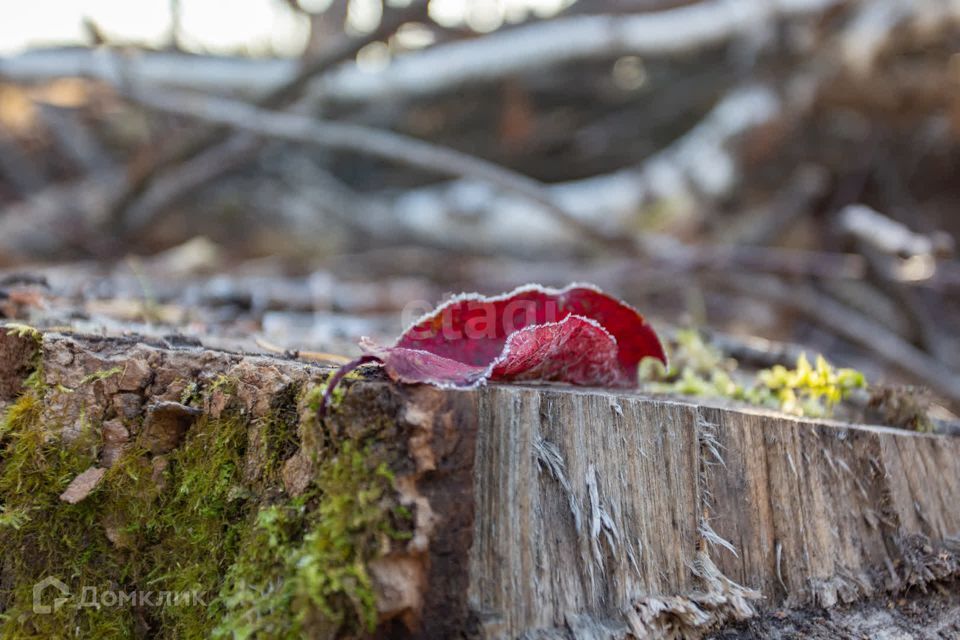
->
[179, 381, 202, 406]
[303, 383, 336, 416]
[0, 386, 130, 638]
[214, 439, 409, 639]
[78, 367, 124, 386]
[258, 415, 299, 485]
[3, 323, 42, 343]
[0, 390, 40, 443]
[0, 374, 405, 639]
[642, 329, 868, 418]
[303, 368, 368, 417]
[0, 403, 252, 637]
[140, 413, 251, 635]
[209, 374, 239, 396]
[0, 504, 31, 529]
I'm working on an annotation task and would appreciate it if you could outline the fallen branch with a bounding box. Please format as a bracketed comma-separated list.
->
[839, 204, 954, 259]
[386, 85, 781, 249]
[124, 87, 630, 252]
[700, 329, 808, 369]
[0, 49, 294, 93]
[108, 0, 430, 233]
[311, 0, 844, 102]
[0, 0, 844, 102]
[636, 239, 870, 281]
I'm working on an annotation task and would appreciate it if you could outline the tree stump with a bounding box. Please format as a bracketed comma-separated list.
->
[1, 328, 958, 638]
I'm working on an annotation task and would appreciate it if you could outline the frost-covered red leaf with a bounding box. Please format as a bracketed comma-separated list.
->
[323, 284, 665, 410]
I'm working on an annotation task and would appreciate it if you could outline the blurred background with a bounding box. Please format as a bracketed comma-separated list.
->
[0, 0, 958, 418]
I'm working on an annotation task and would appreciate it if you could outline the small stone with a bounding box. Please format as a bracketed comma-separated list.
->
[59, 467, 106, 504]
[151, 456, 170, 492]
[100, 419, 130, 468]
[0, 329, 39, 401]
[232, 362, 290, 417]
[282, 452, 313, 497]
[207, 389, 229, 420]
[158, 378, 189, 403]
[112, 393, 143, 422]
[369, 555, 425, 624]
[141, 401, 201, 454]
[118, 358, 151, 392]
[103, 512, 134, 549]
[50, 348, 74, 367]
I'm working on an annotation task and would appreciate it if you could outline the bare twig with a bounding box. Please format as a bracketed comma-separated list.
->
[701, 329, 807, 369]
[167, 0, 182, 51]
[255, 337, 352, 364]
[835, 204, 960, 367]
[562, 0, 703, 16]
[259, 0, 429, 110]
[854, 238, 960, 370]
[463, 244, 960, 294]
[0, 49, 296, 93]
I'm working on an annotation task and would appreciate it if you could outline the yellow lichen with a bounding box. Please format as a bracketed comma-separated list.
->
[642, 330, 867, 418]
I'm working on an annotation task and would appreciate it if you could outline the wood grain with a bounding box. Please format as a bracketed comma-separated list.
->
[467, 387, 960, 638]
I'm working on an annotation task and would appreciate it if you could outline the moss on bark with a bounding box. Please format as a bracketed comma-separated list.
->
[0, 353, 408, 639]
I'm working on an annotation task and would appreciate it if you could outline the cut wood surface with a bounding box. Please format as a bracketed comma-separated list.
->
[1, 329, 958, 638]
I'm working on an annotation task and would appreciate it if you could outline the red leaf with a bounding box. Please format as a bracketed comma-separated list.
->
[322, 284, 665, 412]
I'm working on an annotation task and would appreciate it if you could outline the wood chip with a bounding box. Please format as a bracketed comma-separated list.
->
[59, 466, 106, 504]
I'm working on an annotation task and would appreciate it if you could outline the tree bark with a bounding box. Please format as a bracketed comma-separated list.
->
[1, 329, 958, 638]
